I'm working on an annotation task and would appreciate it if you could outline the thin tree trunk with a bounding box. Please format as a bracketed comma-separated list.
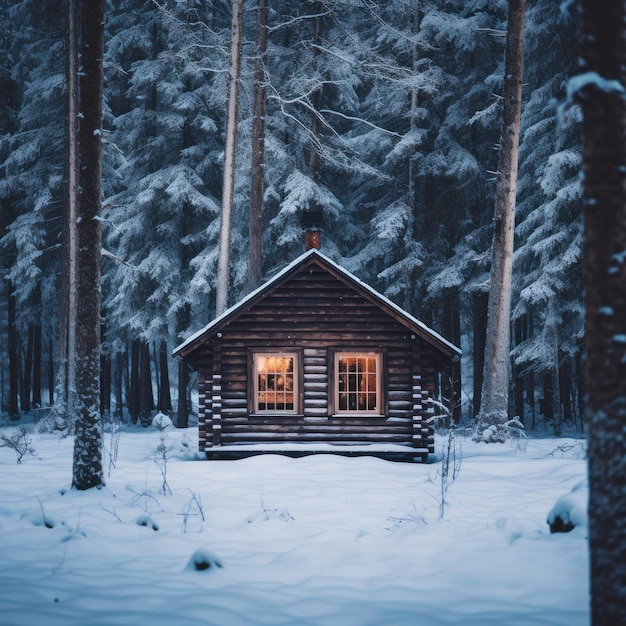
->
[47, 338, 54, 406]
[129, 339, 140, 423]
[308, 5, 323, 178]
[46, 0, 80, 432]
[64, 0, 80, 424]
[513, 316, 525, 423]
[139, 341, 153, 426]
[477, 0, 525, 438]
[72, 0, 105, 490]
[21, 323, 33, 413]
[158, 339, 172, 413]
[32, 324, 41, 408]
[7, 285, 19, 421]
[176, 359, 189, 429]
[215, 0, 244, 316]
[580, 0, 626, 621]
[175, 304, 191, 428]
[114, 351, 123, 420]
[246, 0, 268, 293]
[472, 290, 488, 417]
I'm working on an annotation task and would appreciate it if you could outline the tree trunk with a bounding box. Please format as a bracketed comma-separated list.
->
[45, 0, 81, 433]
[245, 0, 268, 293]
[176, 359, 189, 429]
[308, 5, 323, 178]
[21, 323, 33, 413]
[158, 339, 172, 413]
[472, 290, 488, 417]
[580, 1, 626, 622]
[215, 0, 244, 316]
[477, 0, 525, 438]
[71, 0, 105, 490]
[7, 285, 19, 421]
[114, 351, 124, 420]
[129, 339, 140, 423]
[32, 324, 41, 408]
[139, 340, 153, 426]
[513, 316, 525, 423]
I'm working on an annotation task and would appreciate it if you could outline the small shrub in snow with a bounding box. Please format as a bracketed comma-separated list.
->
[136, 513, 159, 531]
[186, 547, 223, 572]
[247, 496, 294, 524]
[0, 427, 37, 464]
[545, 441, 587, 460]
[547, 480, 588, 533]
[437, 425, 463, 519]
[179, 490, 205, 533]
[154, 426, 174, 496]
[152, 412, 173, 431]
[474, 419, 527, 450]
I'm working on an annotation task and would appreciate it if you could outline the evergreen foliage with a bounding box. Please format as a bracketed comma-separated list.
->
[0, 0, 583, 432]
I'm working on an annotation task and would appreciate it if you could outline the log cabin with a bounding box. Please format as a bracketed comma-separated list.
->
[173, 235, 460, 462]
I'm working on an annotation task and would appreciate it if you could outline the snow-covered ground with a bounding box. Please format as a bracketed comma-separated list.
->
[0, 421, 588, 626]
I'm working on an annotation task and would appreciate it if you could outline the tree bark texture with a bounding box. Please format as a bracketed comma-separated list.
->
[63, 0, 80, 426]
[7, 286, 19, 420]
[246, 0, 268, 293]
[580, 1, 626, 622]
[216, 0, 244, 316]
[71, 0, 105, 490]
[477, 0, 525, 434]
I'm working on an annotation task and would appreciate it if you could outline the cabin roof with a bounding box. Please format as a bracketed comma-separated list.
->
[173, 248, 461, 360]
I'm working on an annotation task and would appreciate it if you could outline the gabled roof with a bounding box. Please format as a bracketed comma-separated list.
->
[173, 248, 461, 359]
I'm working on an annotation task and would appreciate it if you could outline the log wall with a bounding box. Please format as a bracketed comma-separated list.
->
[193, 263, 444, 460]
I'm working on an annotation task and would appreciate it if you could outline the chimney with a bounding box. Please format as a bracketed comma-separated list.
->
[301, 209, 324, 251]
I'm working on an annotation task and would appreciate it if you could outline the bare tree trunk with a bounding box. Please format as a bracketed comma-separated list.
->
[580, 1, 626, 622]
[129, 339, 140, 423]
[215, 0, 244, 316]
[45, 0, 80, 433]
[158, 339, 172, 413]
[72, 0, 105, 490]
[21, 323, 33, 412]
[114, 351, 124, 420]
[7, 285, 19, 421]
[308, 5, 323, 178]
[246, 0, 268, 293]
[472, 290, 488, 417]
[476, 0, 525, 439]
[176, 360, 189, 429]
[32, 323, 41, 408]
[139, 341, 153, 426]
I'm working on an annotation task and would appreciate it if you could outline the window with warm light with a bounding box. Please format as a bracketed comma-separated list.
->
[334, 352, 382, 415]
[253, 353, 298, 413]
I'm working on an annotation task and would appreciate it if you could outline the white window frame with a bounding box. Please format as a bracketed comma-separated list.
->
[252, 351, 299, 414]
[333, 351, 382, 416]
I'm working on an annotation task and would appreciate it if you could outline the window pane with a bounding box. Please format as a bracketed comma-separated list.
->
[256, 354, 296, 412]
[336, 353, 379, 413]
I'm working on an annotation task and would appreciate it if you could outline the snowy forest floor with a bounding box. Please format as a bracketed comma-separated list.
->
[0, 420, 588, 626]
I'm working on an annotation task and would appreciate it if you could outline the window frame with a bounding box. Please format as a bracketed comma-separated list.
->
[248, 348, 303, 415]
[329, 350, 385, 417]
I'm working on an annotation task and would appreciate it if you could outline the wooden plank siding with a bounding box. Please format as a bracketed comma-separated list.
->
[191, 263, 444, 461]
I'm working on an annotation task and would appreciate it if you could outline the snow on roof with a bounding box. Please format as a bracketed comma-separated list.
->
[173, 248, 461, 357]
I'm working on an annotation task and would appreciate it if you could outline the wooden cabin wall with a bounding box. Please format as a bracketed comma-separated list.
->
[192, 263, 445, 455]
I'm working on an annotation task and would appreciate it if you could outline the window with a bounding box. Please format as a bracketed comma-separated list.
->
[253, 352, 298, 413]
[334, 352, 382, 415]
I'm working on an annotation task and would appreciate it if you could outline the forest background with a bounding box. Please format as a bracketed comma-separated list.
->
[0, 0, 582, 433]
